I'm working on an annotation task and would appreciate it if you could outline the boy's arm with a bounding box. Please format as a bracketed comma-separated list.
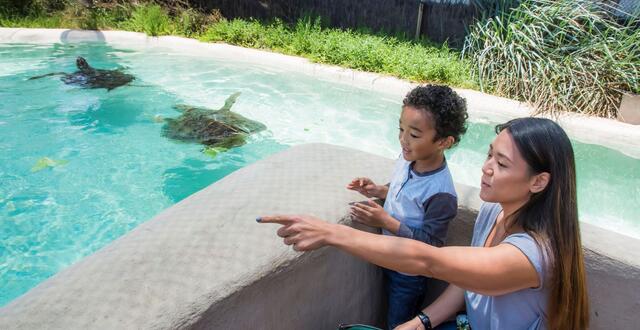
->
[376, 183, 390, 200]
[396, 193, 457, 247]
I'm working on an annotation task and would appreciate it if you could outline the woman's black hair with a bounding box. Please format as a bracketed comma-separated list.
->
[496, 117, 589, 329]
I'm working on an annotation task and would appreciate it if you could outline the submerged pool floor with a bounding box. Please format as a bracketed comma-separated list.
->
[1, 42, 639, 306]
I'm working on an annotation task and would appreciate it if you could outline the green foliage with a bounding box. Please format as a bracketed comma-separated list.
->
[91, 2, 135, 28]
[464, 0, 640, 117]
[202, 146, 228, 158]
[172, 7, 222, 37]
[124, 3, 170, 36]
[31, 157, 68, 172]
[0, 1, 133, 29]
[470, 0, 520, 19]
[201, 18, 476, 88]
[0, 12, 64, 28]
[0, 0, 68, 16]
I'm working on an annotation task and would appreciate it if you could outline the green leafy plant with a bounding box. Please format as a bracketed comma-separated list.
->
[202, 146, 228, 159]
[172, 7, 222, 37]
[31, 157, 69, 172]
[126, 3, 169, 36]
[201, 18, 476, 88]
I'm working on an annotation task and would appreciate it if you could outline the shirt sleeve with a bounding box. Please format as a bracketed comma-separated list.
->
[396, 193, 457, 247]
[503, 233, 546, 290]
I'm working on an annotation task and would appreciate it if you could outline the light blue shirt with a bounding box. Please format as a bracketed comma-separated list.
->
[382, 156, 457, 247]
[465, 203, 549, 330]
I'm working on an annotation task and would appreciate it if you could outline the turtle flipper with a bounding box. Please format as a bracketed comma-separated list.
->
[28, 72, 66, 80]
[219, 92, 242, 112]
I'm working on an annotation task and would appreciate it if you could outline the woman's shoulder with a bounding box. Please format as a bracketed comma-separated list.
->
[471, 203, 502, 246]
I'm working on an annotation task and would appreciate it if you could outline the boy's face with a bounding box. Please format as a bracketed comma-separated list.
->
[398, 106, 445, 162]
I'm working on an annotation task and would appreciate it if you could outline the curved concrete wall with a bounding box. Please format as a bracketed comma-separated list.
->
[1, 144, 638, 329]
[0, 144, 393, 329]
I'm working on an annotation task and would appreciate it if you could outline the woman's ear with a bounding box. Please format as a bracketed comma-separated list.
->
[530, 172, 550, 193]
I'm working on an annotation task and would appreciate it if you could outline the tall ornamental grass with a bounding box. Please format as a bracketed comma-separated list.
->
[464, 0, 640, 118]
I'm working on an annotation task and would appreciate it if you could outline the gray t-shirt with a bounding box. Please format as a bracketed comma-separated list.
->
[464, 203, 549, 330]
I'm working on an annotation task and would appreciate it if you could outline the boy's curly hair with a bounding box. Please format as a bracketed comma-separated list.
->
[403, 84, 468, 147]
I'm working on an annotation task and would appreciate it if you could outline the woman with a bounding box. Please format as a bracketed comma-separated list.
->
[258, 118, 589, 329]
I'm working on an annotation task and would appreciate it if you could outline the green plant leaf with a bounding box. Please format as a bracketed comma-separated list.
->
[31, 157, 69, 172]
[202, 147, 229, 158]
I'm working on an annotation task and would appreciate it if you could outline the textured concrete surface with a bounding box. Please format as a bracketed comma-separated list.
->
[0, 144, 393, 329]
[1, 144, 638, 329]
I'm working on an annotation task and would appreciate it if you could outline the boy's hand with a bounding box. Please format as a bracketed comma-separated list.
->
[350, 200, 394, 230]
[346, 177, 387, 199]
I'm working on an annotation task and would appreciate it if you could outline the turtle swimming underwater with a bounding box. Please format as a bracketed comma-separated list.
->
[28, 57, 135, 91]
[162, 92, 266, 150]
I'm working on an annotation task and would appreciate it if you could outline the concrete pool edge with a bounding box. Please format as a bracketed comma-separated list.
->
[0, 144, 638, 329]
[1, 27, 639, 158]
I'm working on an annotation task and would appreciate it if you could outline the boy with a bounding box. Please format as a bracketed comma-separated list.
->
[347, 85, 467, 329]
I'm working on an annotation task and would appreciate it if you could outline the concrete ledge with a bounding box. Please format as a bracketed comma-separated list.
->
[2, 27, 639, 158]
[0, 144, 638, 329]
[0, 144, 392, 329]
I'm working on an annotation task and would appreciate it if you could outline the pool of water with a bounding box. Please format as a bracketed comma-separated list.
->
[1, 42, 639, 306]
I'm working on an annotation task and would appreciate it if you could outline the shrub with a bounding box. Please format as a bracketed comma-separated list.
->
[464, 0, 640, 117]
[200, 18, 475, 88]
[173, 7, 222, 37]
[0, 0, 68, 16]
[126, 3, 170, 36]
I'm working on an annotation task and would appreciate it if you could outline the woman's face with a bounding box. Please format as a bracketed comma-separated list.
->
[480, 129, 534, 205]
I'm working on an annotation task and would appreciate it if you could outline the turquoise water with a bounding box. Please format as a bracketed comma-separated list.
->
[1, 42, 639, 306]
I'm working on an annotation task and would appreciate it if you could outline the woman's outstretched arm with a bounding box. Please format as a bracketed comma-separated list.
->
[259, 215, 539, 296]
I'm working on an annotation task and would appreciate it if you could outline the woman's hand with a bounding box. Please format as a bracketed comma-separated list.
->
[394, 317, 424, 330]
[347, 177, 387, 199]
[257, 215, 336, 251]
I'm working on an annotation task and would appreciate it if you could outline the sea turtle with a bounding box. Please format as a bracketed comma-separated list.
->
[162, 92, 266, 150]
[28, 57, 135, 91]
